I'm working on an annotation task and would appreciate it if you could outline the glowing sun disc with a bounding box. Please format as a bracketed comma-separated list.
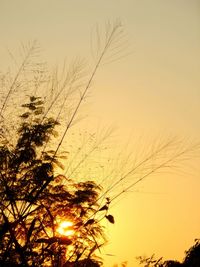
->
[56, 221, 75, 237]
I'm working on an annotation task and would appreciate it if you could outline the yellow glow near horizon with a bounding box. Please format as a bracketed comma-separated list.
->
[56, 221, 75, 237]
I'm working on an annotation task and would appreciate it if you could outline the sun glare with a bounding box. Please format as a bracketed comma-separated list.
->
[56, 220, 75, 237]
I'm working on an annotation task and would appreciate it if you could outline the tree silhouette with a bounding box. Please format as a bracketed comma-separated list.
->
[0, 20, 132, 266]
[0, 96, 111, 266]
[0, 23, 124, 266]
[1, 22, 198, 267]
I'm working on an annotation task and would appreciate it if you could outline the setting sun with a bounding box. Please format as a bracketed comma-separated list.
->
[56, 221, 75, 237]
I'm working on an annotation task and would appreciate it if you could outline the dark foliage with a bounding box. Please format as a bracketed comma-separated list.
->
[0, 97, 113, 267]
[183, 239, 200, 267]
[138, 239, 200, 267]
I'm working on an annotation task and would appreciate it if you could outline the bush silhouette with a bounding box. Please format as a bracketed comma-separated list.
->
[183, 239, 200, 267]
[138, 239, 200, 267]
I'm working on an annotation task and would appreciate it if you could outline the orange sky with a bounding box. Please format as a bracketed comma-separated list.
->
[0, 1, 200, 266]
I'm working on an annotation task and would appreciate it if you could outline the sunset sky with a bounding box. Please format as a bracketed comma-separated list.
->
[0, 1, 200, 266]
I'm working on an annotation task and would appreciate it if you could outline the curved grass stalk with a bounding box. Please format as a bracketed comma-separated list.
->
[76, 139, 199, 229]
[64, 128, 114, 181]
[52, 22, 124, 160]
[0, 41, 39, 117]
[20, 22, 125, 219]
[109, 142, 199, 203]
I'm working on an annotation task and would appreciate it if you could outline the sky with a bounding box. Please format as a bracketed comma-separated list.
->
[0, 1, 200, 266]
